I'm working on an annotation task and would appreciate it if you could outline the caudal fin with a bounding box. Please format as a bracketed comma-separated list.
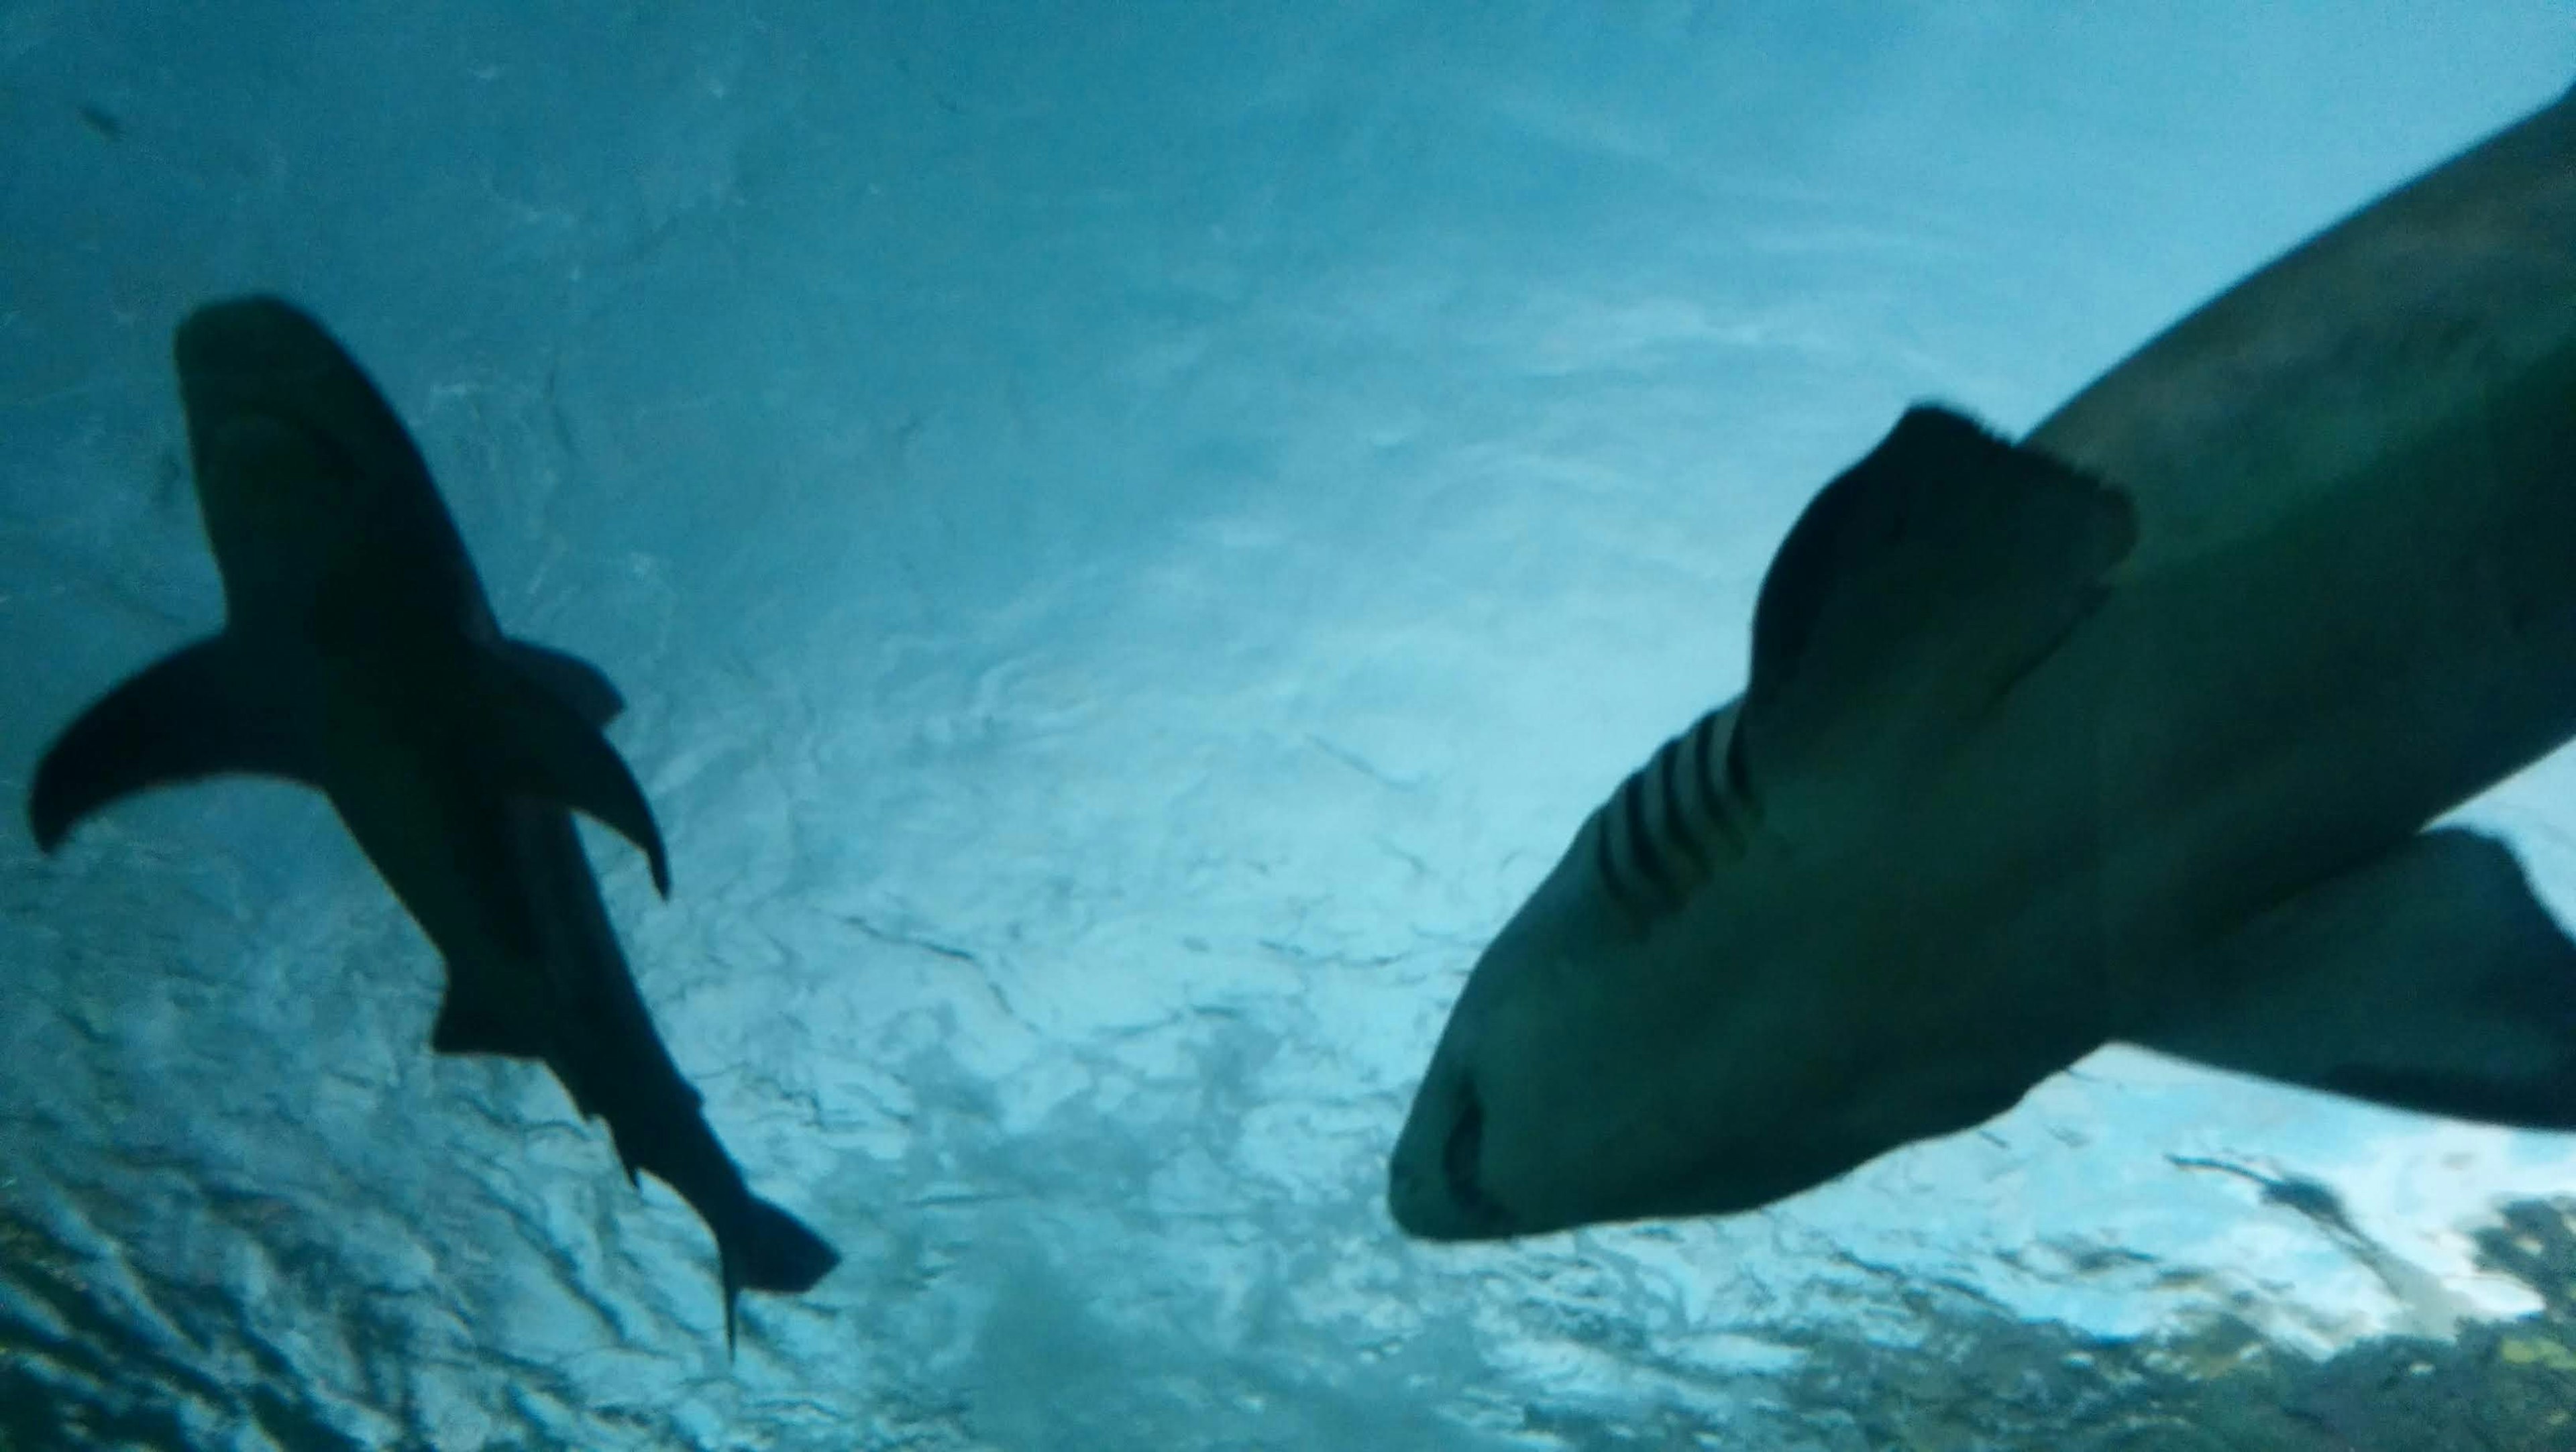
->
[718, 1196, 841, 1354]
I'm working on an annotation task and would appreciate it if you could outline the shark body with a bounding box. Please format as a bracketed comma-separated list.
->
[1391, 86, 2576, 1240]
[30, 296, 837, 1344]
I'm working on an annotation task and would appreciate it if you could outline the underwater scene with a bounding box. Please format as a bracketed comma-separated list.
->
[7, 3, 2576, 1447]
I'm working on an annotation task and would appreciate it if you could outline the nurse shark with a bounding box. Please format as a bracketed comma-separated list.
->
[29, 296, 837, 1346]
[1391, 85, 2576, 1240]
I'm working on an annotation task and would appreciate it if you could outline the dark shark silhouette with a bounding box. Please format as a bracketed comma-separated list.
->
[29, 296, 837, 1348]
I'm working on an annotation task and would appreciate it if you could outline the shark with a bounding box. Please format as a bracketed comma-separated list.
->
[28, 296, 838, 1346]
[1389, 82, 2576, 1241]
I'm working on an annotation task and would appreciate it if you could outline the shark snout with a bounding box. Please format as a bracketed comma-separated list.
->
[1389, 1063, 1516, 1241]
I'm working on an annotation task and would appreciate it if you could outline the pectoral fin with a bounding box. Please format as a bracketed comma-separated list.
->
[2135, 827, 2576, 1130]
[1741, 405, 2135, 804]
[467, 648, 671, 896]
[28, 633, 321, 850]
[499, 640, 625, 727]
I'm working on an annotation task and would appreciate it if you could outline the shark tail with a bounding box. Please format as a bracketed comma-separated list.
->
[719, 1196, 841, 1355]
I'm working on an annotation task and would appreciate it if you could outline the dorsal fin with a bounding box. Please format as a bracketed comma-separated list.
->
[1737, 404, 2135, 819]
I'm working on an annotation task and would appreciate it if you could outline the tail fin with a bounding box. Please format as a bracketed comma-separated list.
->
[719, 1197, 841, 1355]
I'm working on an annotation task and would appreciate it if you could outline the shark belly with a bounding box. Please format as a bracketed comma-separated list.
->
[1757, 235, 2576, 1169]
[1841, 391, 2571, 1179]
[315, 664, 547, 987]
[1998, 83, 2576, 1031]
[2036, 372, 2576, 1027]
[1745, 382, 2576, 1176]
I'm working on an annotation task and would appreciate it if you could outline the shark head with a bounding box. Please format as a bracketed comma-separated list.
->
[1387, 406, 2151, 1243]
[173, 296, 476, 633]
[1386, 769, 1876, 1243]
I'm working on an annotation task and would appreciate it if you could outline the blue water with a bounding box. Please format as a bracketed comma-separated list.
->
[4, 4, 2574, 1447]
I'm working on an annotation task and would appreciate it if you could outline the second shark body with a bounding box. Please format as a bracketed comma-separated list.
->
[30, 296, 837, 1345]
[1391, 85, 2576, 1240]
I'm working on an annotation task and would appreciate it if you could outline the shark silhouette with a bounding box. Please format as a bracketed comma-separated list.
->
[1390, 84, 2576, 1240]
[30, 296, 837, 1346]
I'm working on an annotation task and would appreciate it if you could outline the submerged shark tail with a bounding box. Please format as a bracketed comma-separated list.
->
[719, 1196, 841, 1354]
